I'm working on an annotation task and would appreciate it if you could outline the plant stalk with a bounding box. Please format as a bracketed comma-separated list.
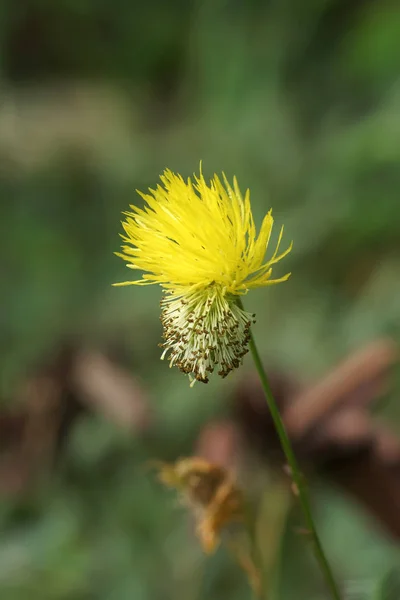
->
[238, 299, 341, 600]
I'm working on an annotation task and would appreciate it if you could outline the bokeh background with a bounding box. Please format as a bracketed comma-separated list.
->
[1, 1, 400, 599]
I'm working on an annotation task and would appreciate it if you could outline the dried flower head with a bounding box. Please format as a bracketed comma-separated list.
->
[153, 457, 245, 554]
[115, 167, 292, 384]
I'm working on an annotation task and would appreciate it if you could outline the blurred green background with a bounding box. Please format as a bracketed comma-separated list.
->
[1, 0, 400, 598]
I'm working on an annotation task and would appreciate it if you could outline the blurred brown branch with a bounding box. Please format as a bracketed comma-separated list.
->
[0, 345, 151, 494]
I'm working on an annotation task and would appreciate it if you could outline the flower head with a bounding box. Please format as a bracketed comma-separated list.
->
[115, 167, 292, 384]
[153, 457, 245, 554]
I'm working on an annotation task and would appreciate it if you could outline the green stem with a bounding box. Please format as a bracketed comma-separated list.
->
[238, 300, 341, 600]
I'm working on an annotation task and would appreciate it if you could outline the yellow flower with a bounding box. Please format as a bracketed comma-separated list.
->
[115, 167, 292, 384]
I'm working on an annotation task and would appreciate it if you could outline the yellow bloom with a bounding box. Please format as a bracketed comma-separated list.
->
[115, 167, 292, 384]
